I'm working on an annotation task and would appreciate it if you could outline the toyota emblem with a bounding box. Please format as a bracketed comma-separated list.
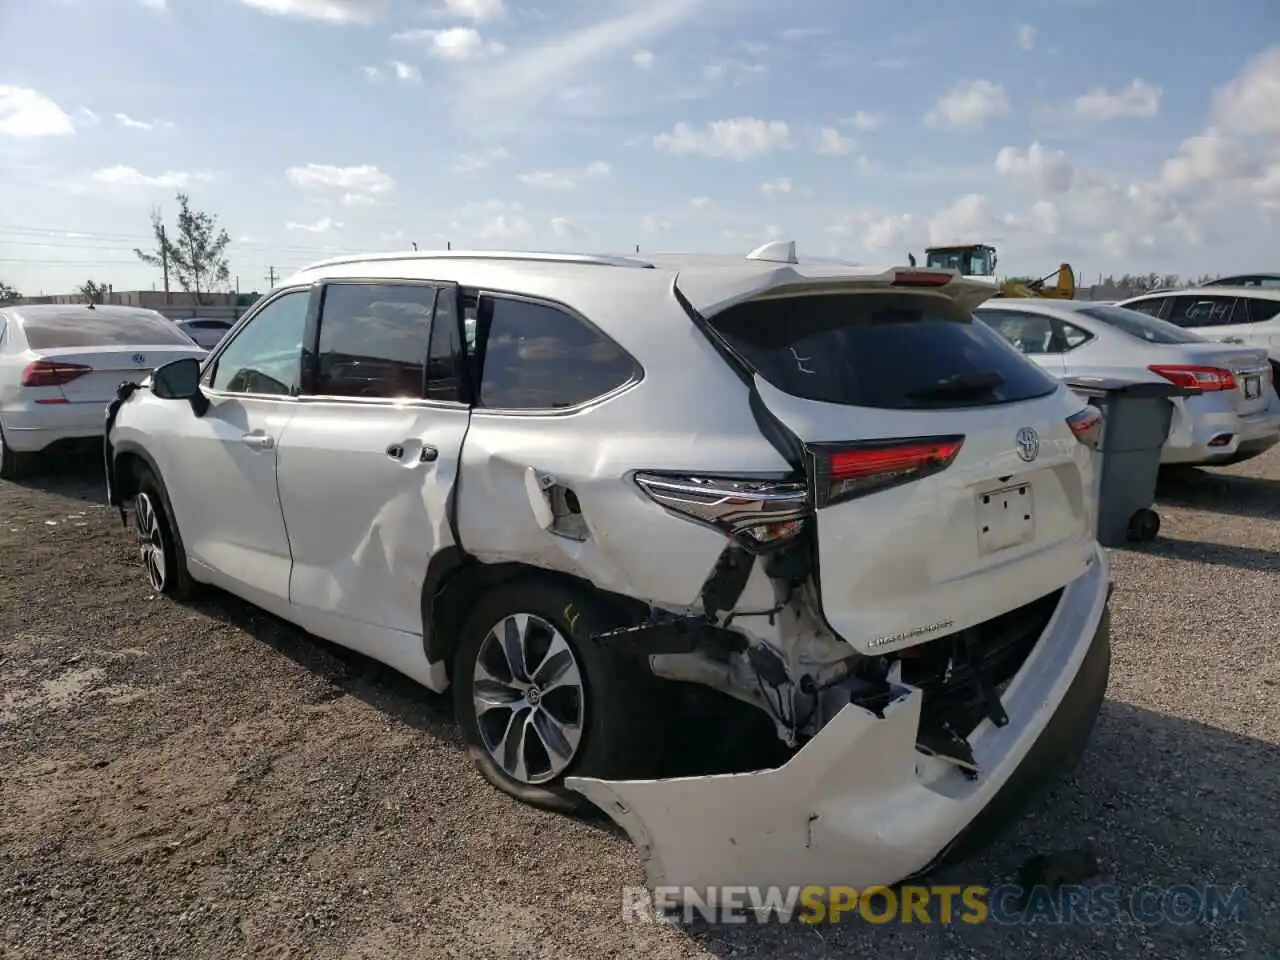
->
[1015, 427, 1040, 463]
[132, 353, 146, 365]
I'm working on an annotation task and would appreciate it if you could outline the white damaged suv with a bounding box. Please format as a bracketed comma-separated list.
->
[104, 243, 1112, 895]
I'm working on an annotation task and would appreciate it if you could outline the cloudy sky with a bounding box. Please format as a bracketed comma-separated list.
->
[0, 0, 1277, 295]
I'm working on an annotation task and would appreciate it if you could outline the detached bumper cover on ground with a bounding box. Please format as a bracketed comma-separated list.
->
[569, 547, 1112, 900]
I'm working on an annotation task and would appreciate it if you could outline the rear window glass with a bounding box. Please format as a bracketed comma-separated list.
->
[21, 308, 195, 349]
[707, 293, 1059, 409]
[1076, 305, 1205, 345]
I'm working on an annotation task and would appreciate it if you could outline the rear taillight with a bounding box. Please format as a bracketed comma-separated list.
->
[1148, 364, 1236, 392]
[633, 473, 810, 550]
[809, 436, 965, 507]
[1066, 406, 1103, 449]
[21, 360, 93, 388]
[891, 270, 953, 287]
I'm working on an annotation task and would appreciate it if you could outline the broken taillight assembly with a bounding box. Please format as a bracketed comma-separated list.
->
[21, 360, 92, 388]
[632, 473, 811, 550]
[808, 436, 965, 508]
[1148, 364, 1236, 393]
[1066, 406, 1103, 449]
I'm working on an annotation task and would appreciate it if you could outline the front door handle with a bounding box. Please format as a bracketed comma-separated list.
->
[241, 432, 274, 450]
[386, 443, 405, 460]
[420, 444, 438, 463]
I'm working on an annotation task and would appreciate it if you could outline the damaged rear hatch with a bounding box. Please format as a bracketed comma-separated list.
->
[684, 266, 1098, 658]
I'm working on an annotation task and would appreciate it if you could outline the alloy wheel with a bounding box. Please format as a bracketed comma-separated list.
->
[134, 493, 167, 592]
[472, 613, 586, 785]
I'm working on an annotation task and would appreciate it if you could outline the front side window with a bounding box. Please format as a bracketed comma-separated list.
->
[476, 297, 638, 410]
[313, 283, 437, 399]
[209, 290, 309, 396]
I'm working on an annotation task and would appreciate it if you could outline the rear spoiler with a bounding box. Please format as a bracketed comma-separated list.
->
[673, 264, 1001, 318]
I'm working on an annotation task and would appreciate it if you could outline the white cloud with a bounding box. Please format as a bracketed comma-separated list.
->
[90, 166, 210, 189]
[456, 0, 707, 116]
[759, 177, 792, 197]
[0, 86, 75, 137]
[114, 113, 160, 130]
[76, 106, 99, 125]
[653, 117, 791, 160]
[703, 58, 766, 85]
[432, 0, 504, 22]
[550, 216, 586, 238]
[391, 60, 421, 82]
[453, 145, 508, 171]
[927, 193, 994, 246]
[994, 142, 1075, 193]
[780, 26, 831, 41]
[285, 162, 395, 205]
[362, 65, 382, 80]
[843, 110, 885, 131]
[287, 217, 341, 232]
[1073, 79, 1161, 120]
[1210, 47, 1280, 134]
[517, 160, 610, 189]
[640, 214, 669, 234]
[393, 27, 505, 61]
[926, 79, 1011, 130]
[815, 125, 855, 155]
[689, 196, 713, 209]
[632, 49, 655, 68]
[1017, 24, 1036, 51]
[1160, 128, 1258, 191]
[863, 213, 914, 252]
[480, 213, 530, 239]
[138, 0, 167, 9]
[238, 0, 384, 23]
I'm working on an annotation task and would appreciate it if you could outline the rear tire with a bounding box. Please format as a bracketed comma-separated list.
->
[452, 576, 664, 814]
[133, 466, 198, 599]
[0, 426, 36, 481]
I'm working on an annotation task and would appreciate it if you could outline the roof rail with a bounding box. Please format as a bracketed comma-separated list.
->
[296, 249, 656, 273]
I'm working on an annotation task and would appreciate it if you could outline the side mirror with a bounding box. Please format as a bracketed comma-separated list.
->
[151, 357, 209, 416]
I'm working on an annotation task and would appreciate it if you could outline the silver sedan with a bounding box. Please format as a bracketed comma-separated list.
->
[976, 299, 1280, 467]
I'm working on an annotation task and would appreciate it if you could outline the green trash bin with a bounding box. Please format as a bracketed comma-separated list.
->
[1061, 376, 1191, 546]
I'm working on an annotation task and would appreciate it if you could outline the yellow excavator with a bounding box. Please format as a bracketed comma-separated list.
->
[914, 243, 1076, 299]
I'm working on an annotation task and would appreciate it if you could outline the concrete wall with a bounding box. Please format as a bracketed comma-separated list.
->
[14, 290, 247, 320]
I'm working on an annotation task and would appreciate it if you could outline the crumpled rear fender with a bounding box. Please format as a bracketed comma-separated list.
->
[567, 547, 1112, 902]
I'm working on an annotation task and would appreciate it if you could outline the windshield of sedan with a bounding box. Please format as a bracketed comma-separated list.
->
[1076, 304, 1206, 345]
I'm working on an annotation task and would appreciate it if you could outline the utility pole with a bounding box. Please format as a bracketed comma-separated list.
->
[265, 266, 278, 288]
[411, 241, 418, 251]
[159, 224, 171, 304]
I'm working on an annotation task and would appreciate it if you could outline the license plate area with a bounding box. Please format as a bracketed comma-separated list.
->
[1243, 375, 1261, 400]
[977, 483, 1035, 555]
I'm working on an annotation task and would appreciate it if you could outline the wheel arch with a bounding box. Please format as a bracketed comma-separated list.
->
[421, 548, 650, 685]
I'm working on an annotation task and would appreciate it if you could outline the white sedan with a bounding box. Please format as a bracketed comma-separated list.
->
[976, 299, 1280, 467]
[175, 317, 235, 349]
[0, 303, 206, 479]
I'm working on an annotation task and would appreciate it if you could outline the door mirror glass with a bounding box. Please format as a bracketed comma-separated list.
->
[152, 357, 202, 399]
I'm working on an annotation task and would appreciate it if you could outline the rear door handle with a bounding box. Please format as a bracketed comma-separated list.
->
[241, 433, 274, 450]
[420, 444, 438, 463]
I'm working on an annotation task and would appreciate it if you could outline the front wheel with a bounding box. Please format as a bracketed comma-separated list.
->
[452, 577, 664, 813]
[132, 467, 198, 599]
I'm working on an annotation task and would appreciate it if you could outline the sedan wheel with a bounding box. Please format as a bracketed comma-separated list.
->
[134, 491, 167, 592]
[471, 613, 585, 785]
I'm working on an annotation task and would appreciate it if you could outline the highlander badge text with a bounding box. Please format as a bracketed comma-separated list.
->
[868, 619, 954, 649]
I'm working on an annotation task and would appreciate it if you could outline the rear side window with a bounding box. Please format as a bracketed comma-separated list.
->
[314, 283, 437, 399]
[1076, 305, 1205, 344]
[1239, 297, 1280, 323]
[707, 293, 1059, 409]
[476, 296, 639, 410]
[21, 307, 195, 349]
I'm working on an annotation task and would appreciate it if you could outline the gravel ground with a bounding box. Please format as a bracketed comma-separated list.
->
[1, 449, 1277, 959]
